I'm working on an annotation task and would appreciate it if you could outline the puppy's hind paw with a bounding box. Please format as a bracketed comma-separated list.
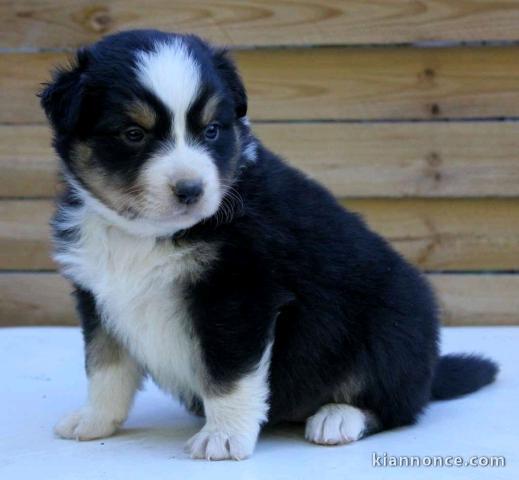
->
[185, 429, 256, 461]
[305, 404, 369, 446]
[54, 408, 120, 441]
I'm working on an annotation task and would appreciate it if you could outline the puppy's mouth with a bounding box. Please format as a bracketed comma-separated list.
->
[118, 204, 189, 221]
[118, 202, 197, 222]
[125, 192, 220, 226]
[73, 167, 222, 235]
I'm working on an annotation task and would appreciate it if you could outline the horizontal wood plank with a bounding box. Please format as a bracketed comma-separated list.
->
[4, 1, 519, 49]
[0, 125, 58, 197]
[0, 273, 74, 326]
[345, 199, 519, 271]
[4, 47, 519, 123]
[258, 122, 519, 198]
[0, 200, 54, 270]
[2, 199, 519, 271]
[1, 272, 517, 326]
[429, 274, 519, 327]
[4, 122, 519, 198]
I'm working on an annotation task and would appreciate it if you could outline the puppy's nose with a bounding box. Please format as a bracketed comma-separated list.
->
[173, 179, 204, 205]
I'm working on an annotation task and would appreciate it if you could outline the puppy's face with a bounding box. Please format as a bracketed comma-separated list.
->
[41, 31, 252, 236]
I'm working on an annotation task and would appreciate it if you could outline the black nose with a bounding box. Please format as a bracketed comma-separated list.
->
[173, 179, 204, 205]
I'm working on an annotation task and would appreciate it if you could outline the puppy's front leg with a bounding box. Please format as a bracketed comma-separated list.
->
[186, 344, 271, 460]
[55, 289, 142, 440]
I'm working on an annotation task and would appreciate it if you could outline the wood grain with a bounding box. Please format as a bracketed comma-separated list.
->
[1, 272, 517, 326]
[257, 122, 519, 198]
[4, 47, 519, 124]
[0, 273, 74, 327]
[4, 1, 519, 49]
[0, 200, 54, 270]
[4, 122, 519, 199]
[430, 274, 519, 326]
[2, 198, 519, 271]
[0, 125, 58, 197]
[345, 199, 519, 271]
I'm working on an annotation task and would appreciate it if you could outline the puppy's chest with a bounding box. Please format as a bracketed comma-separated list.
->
[56, 212, 214, 394]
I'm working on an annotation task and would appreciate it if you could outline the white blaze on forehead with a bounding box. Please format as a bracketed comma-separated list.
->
[132, 40, 223, 235]
[135, 40, 201, 141]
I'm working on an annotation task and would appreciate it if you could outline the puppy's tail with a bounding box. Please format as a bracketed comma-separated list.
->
[431, 354, 498, 401]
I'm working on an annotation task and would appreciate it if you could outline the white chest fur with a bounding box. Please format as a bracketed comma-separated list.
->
[55, 208, 215, 397]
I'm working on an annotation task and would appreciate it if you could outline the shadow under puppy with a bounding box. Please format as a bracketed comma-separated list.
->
[40, 30, 498, 460]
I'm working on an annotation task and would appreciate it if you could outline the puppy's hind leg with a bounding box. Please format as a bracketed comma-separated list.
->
[305, 404, 378, 446]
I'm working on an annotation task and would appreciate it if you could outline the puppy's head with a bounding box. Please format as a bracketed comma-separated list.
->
[40, 30, 254, 236]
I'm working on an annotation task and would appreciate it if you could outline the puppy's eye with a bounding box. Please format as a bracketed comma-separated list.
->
[124, 127, 145, 143]
[204, 123, 220, 141]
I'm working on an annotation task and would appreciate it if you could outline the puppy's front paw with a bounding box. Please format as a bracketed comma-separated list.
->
[185, 428, 256, 460]
[54, 409, 120, 441]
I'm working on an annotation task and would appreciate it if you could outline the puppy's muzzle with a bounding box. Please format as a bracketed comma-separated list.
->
[172, 179, 204, 205]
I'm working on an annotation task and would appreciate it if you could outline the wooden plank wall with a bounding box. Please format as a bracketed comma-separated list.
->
[1, 0, 519, 326]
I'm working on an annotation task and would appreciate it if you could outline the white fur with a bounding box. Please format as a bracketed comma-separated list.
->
[186, 343, 272, 460]
[136, 40, 200, 134]
[55, 204, 271, 459]
[63, 175, 201, 237]
[54, 40, 265, 457]
[132, 41, 223, 234]
[140, 142, 222, 227]
[55, 356, 141, 440]
[305, 404, 367, 445]
[55, 203, 215, 402]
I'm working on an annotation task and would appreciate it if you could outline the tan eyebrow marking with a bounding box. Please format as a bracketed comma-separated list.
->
[126, 101, 157, 130]
[201, 95, 221, 125]
[71, 141, 146, 219]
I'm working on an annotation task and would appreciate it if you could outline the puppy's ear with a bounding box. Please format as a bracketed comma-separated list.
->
[39, 48, 90, 133]
[213, 49, 247, 119]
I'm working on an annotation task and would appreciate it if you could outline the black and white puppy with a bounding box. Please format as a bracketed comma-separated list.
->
[40, 30, 498, 460]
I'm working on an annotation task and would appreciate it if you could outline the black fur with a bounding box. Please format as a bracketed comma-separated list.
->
[431, 354, 499, 401]
[40, 31, 245, 207]
[43, 30, 498, 440]
[181, 145, 499, 428]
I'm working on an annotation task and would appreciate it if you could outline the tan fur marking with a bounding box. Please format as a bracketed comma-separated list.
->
[86, 329, 124, 373]
[70, 142, 145, 218]
[72, 142, 93, 169]
[127, 101, 157, 130]
[201, 95, 221, 126]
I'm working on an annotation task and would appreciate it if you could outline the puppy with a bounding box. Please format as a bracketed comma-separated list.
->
[40, 30, 498, 460]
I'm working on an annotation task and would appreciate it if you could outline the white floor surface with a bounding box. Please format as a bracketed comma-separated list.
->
[0, 326, 517, 479]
